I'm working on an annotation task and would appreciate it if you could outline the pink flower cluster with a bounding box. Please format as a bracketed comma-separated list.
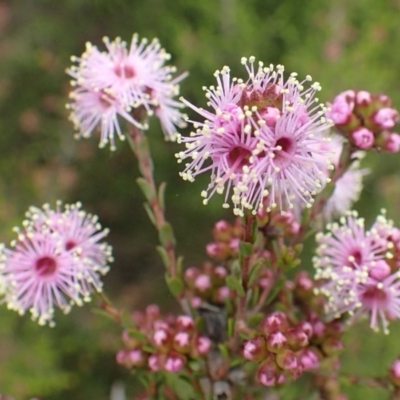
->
[327, 90, 399, 152]
[243, 311, 321, 387]
[206, 219, 243, 261]
[243, 308, 344, 387]
[184, 263, 231, 307]
[116, 306, 211, 373]
[314, 211, 400, 333]
[0, 202, 112, 326]
[176, 58, 333, 216]
[67, 35, 187, 150]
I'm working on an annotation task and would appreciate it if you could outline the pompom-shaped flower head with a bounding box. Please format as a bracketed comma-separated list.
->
[314, 210, 400, 333]
[176, 57, 333, 216]
[0, 202, 113, 326]
[67, 34, 187, 150]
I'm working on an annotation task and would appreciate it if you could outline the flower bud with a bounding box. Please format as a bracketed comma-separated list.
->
[322, 336, 344, 356]
[243, 336, 267, 362]
[276, 349, 298, 371]
[184, 267, 200, 285]
[351, 127, 374, 149]
[356, 90, 372, 107]
[122, 330, 140, 349]
[176, 315, 195, 331]
[128, 349, 146, 367]
[213, 220, 232, 241]
[153, 328, 171, 349]
[262, 311, 289, 335]
[390, 359, 400, 387]
[299, 348, 320, 370]
[164, 352, 185, 373]
[173, 331, 191, 353]
[257, 358, 281, 387]
[217, 286, 231, 302]
[369, 260, 391, 281]
[327, 91, 355, 126]
[194, 274, 212, 292]
[286, 327, 309, 351]
[373, 108, 398, 130]
[148, 354, 161, 371]
[379, 132, 400, 153]
[196, 336, 212, 355]
[116, 350, 128, 366]
[266, 331, 287, 353]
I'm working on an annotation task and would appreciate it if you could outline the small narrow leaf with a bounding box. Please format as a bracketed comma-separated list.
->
[165, 273, 185, 297]
[239, 241, 254, 257]
[136, 177, 155, 201]
[158, 182, 167, 210]
[159, 223, 176, 247]
[226, 275, 245, 297]
[143, 203, 156, 226]
[156, 246, 170, 268]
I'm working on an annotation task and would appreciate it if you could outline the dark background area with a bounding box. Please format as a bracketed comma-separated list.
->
[1, 1, 400, 398]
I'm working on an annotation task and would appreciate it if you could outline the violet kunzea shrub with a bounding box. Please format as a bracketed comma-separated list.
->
[1, 34, 400, 399]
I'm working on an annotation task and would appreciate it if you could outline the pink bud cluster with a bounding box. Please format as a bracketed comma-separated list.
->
[206, 219, 243, 261]
[243, 311, 317, 386]
[184, 263, 231, 306]
[257, 202, 300, 238]
[327, 90, 400, 152]
[116, 305, 211, 373]
[243, 308, 344, 387]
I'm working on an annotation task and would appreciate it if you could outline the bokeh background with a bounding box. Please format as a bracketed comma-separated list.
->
[1, 0, 400, 399]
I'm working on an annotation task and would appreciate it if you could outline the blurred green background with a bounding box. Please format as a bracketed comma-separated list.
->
[1, 0, 400, 399]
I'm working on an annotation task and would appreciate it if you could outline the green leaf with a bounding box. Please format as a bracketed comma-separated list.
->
[239, 241, 254, 257]
[228, 317, 235, 338]
[165, 273, 185, 296]
[126, 329, 147, 341]
[248, 260, 265, 287]
[218, 343, 230, 359]
[159, 223, 176, 247]
[158, 182, 167, 210]
[156, 246, 170, 268]
[165, 374, 196, 400]
[136, 177, 155, 201]
[143, 202, 156, 226]
[248, 312, 264, 328]
[226, 275, 245, 297]
[266, 277, 285, 305]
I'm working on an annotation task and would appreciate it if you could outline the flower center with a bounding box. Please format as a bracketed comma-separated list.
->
[227, 146, 252, 171]
[273, 137, 295, 167]
[239, 85, 283, 110]
[361, 286, 387, 304]
[35, 256, 57, 277]
[65, 240, 77, 251]
[114, 64, 135, 79]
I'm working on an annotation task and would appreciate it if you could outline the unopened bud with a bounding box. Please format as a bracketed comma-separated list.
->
[262, 311, 289, 335]
[286, 327, 309, 351]
[299, 348, 320, 370]
[243, 336, 267, 361]
[266, 331, 287, 353]
[164, 352, 185, 373]
[257, 358, 281, 387]
[276, 349, 298, 371]
[351, 127, 374, 149]
[390, 359, 400, 387]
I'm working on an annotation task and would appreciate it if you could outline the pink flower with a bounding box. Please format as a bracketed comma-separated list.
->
[373, 107, 399, 130]
[177, 58, 332, 215]
[314, 211, 400, 333]
[67, 35, 187, 149]
[326, 90, 355, 125]
[0, 202, 112, 326]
